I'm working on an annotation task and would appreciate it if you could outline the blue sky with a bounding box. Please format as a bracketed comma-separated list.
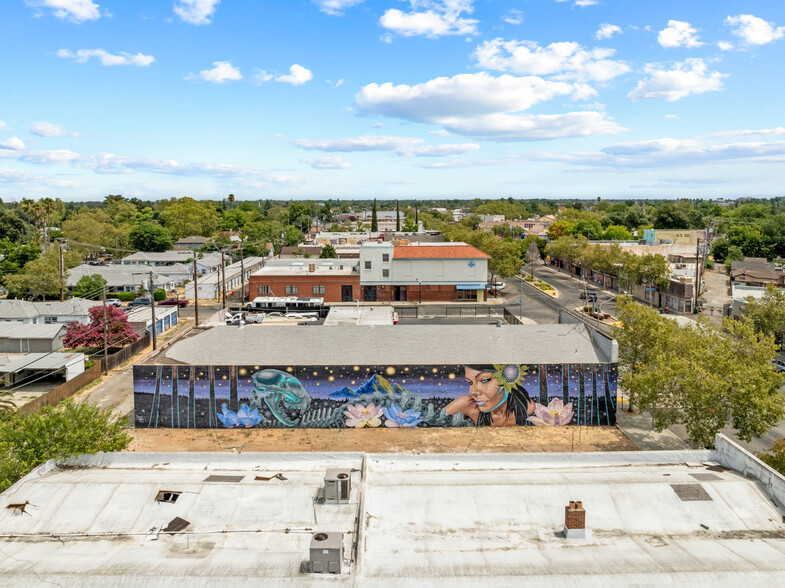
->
[1, 0, 784, 201]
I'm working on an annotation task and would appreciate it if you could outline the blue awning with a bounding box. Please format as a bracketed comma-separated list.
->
[456, 283, 486, 290]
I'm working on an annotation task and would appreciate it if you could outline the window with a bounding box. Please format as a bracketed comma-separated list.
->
[43, 316, 56, 324]
[382, 269, 390, 278]
[257, 285, 270, 295]
[313, 285, 326, 295]
[285, 285, 299, 294]
[382, 253, 390, 262]
[364, 261, 372, 270]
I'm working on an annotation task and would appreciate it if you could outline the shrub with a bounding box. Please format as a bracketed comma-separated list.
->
[705, 259, 715, 270]
[153, 288, 166, 301]
[117, 292, 136, 302]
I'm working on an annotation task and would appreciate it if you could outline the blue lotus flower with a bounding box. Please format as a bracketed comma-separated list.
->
[382, 403, 423, 428]
[216, 405, 262, 428]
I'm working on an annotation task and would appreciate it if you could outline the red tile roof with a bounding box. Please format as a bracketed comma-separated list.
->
[393, 245, 490, 259]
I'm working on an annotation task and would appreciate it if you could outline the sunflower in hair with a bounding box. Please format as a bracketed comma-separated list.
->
[492, 364, 528, 395]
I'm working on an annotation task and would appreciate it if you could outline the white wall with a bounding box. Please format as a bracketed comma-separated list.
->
[391, 257, 486, 285]
[360, 244, 393, 284]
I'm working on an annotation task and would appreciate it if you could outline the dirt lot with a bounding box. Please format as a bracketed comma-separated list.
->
[128, 426, 636, 453]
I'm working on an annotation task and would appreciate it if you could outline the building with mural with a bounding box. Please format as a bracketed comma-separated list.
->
[134, 324, 617, 430]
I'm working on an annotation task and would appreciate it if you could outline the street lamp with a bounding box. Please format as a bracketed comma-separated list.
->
[593, 295, 616, 329]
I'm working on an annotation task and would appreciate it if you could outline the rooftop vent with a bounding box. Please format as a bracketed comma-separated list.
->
[563, 500, 586, 539]
[155, 491, 180, 503]
[317, 469, 352, 504]
[306, 531, 344, 574]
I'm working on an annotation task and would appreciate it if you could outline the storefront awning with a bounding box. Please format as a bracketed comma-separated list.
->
[456, 283, 486, 290]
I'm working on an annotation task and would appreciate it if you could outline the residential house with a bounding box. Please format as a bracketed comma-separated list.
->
[173, 236, 210, 251]
[184, 256, 267, 300]
[0, 298, 101, 325]
[0, 323, 67, 353]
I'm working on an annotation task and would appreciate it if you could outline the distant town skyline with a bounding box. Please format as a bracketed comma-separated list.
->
[1, 1, 784, 200]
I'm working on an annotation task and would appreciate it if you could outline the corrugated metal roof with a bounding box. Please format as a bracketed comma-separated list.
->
[0, 352, 83, 373]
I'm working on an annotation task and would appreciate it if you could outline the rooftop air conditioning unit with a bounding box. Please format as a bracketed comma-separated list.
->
[307, 532, 343, 574]
[317, 469, 351, 504]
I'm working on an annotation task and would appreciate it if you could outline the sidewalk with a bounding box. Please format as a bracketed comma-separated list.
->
[614, 399, 691, 450]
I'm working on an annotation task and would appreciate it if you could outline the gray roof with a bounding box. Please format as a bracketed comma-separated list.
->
[0, 300, 38, 320]
[68, 265, 171, 289]
[33, 298, 102, 316]
[0, 352, 83, 373]
[175, 236, 210, 244]
[0, 323, 66, 340]
[3, 440, 785, 585]
[165, 323, 605, 365]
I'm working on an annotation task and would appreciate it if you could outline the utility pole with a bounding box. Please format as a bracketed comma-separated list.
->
[193, 255, 199, 326]
[221, 248, 227, 309]
[102, 285, 109, 375]
[695, 237, 702, 311]
[149, 271, 157, 351]
[58, 239, 64, 301]
[239, 243, 245, 305]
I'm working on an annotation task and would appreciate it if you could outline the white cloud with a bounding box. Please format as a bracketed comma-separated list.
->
[0, 122, 9, 132]
[504, 9, 523, 25]
[26, 0, 100, 23]
[658, 20, 703, 48]
[313, 0, 365, 16]
[356, 72, 624, 141]
[30, 121, 80, 137]
[174, 0, 220, 25]
[276, 64, 313, 86]
[429, 129, 451, 135]
[627, 59, 726, 102]
[472, 39, 630, 82]
[726, 14, 785, 46]
[57, 48, 155, 67]
[187, 61, 242, 83]
[300, 156, 352, 169]
[554, 0, 597, 6]
[293, 135, 425, 152]
[595, 23, 621, 40]
[0, 137, 26, 151]
[380, 0, 478, 38]
[717, 41, 734, 51]
[712, 127, 785, 138]
[665, 114, 679, 119]
[252, 69, 273, 84]
[397, 143, 480, 156]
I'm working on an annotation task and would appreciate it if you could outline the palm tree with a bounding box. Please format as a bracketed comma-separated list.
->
[0, 389, 15, 415]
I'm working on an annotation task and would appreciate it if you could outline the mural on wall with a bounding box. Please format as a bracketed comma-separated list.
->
[134, 363, 617, 429]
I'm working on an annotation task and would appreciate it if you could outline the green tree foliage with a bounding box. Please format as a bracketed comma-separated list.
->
[153, 288, 166, 301]
[62, 209, 119, 256]
[0, 208, 30, 242]
[129, 222, 174, 252]
[74, 274, 108, 299]
[603, 225, 633, 241]
[614, 299, 784, 447]
[371, 198, 378, 232]
[401, 217, 417, 232]
[0, 400, 131, 492]
[544, 235, 589, 263]
[159, 197, 220, 239]
[0, 239, 41, 280]
[320, 244, 337, 258]
[712, 225, 771, 262]
[757, 439, 785, 475]
[4, 247, 78, 300]
[743, 284, 785, 345]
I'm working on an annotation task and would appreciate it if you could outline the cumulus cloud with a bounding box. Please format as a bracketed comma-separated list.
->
[300, 156, 352, 169]
[717, 41, 734, 51]
[627, 59, 726, 102]
[595, 23, 621, 40]
[313, 0, 365, 16]
[472, 39, 629, 82]
[658, 20, 703, 48]
[0, 122, 9, 132]
[397, 143, 480, 156]
[30, 121, 80, 137]
[293, 135, 425, 152]
[504, 9, 523, 25]
[355, 72, 624, 141]
[57, 48, 155, 66]
[174, 0, 220, 25]
[26, 0, 100, 23]
[276, 64, 313, 86]
[380, 0, 478, 38]
[712, 127, 785, 138]
[554, 0, 597, 6]
[0, 137, 26, 151]
[187, 61, 242, 83]
[726, 14, 785, 46]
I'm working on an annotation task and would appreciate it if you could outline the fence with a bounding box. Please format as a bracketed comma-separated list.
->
[16, 334, 152, 414]
[394, 305, 505, 319]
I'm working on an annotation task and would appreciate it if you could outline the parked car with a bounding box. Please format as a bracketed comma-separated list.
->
[106, 298, 122, 307]
[127, 297, 151, 308]
[487, 282, 506, 292]
[772, 360, 785, 373]
[158, 298, 189, 307]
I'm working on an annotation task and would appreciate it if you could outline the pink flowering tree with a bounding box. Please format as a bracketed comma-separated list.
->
[63, 305, 139, 349]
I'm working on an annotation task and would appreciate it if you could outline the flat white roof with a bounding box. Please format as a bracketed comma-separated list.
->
[2, 447, 785, 585]
[323, 306, 394, 326]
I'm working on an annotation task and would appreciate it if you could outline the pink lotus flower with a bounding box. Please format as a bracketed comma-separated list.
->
[528, 398, 574, 426]
[343, 403, 383, 428]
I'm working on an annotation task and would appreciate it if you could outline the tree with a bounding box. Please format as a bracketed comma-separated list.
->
[484, 235, 523, 285]
[129, 222, 173, 252]
[0, 400, 131, 492]
[757, 439, 785, 475]
[603, 225, 633, 241]
[74, 274, 108, 299]
[744, 283, 785, 345]
[371, 199, 378, 232]
[320, 244, 337, 258]
[3, 247, 73, 300]
[614, 299, 784, 447]
[159, 197, 220, 239]
[63, 305, 139, 349]
[62, 210, 119, 256]
[0, 239, 41, 281]
[544, 235, 589, 264]
[402, 217, 417, 232]
[724, 245, 745, 272]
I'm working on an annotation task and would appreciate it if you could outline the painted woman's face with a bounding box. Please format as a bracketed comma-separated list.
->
[464, 367, 505, 413]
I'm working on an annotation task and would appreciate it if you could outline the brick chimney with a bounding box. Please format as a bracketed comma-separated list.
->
[563, 501, 586, 539]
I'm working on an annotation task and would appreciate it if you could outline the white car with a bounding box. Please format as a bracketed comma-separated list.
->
[487, 282, 506, 292]
[106, 298, 122, 307]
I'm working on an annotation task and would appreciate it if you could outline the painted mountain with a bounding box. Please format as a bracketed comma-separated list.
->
[328, 373, 405, 400]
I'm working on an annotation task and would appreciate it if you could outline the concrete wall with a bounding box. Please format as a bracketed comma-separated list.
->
[713, 434, 785, 509]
